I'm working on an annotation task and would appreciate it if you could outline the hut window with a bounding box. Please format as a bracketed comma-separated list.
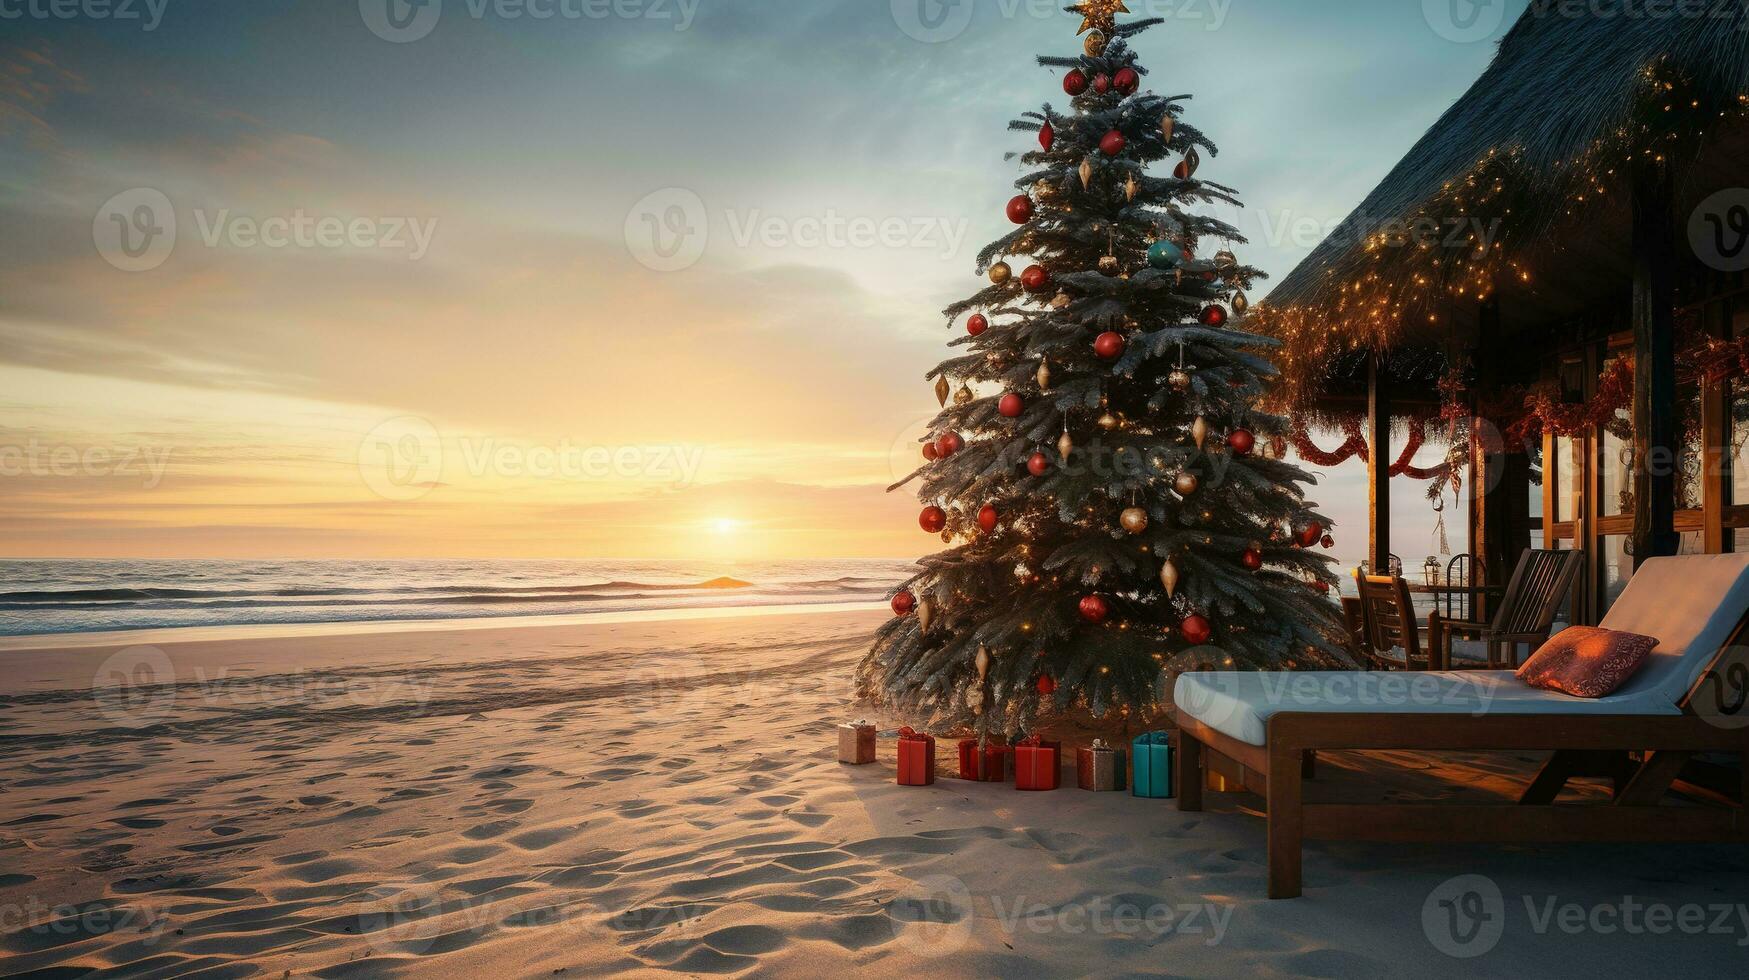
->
[1600, 354, 1635, 519]
[1554, 436, 1577, 524]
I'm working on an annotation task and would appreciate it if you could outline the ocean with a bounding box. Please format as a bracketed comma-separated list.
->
[0, 558, 919, 637]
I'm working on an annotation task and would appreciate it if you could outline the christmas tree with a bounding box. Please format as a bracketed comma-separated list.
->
[859, 4, 1356, 737]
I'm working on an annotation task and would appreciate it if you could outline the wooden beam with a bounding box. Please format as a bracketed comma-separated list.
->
[1368, 354, 1391, 573]
[1631, 161, 1679, 564]
[1302, 804, 1744, 843]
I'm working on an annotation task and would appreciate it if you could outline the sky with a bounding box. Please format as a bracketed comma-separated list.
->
[0, 0, 1530, 561]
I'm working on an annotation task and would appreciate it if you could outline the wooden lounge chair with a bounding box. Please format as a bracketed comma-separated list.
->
[1351, 572, 1439, 670]
[1172, 554, 1749, 898]
[1430, 548, 1584, 669]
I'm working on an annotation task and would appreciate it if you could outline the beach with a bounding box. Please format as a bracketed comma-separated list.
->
[2, 608, 1747, 978]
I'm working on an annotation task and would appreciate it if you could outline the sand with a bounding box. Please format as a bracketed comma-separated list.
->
[1, 609, 1746, 977]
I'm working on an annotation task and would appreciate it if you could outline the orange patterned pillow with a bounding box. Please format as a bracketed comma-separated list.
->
[1516, 626, 1658, 698]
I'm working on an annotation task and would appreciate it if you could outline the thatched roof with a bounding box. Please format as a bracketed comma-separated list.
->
[1258, 0, 1749, 409]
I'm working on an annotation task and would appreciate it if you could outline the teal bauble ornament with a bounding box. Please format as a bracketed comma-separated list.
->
[1147, 241, 1184, 270]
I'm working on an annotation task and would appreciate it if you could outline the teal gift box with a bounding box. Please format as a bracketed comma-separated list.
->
[1132, 731, 1175, 799]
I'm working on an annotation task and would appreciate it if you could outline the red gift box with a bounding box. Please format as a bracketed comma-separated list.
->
[956, 737, 1008, 781]
[896, 726, 936, 786]
[1013, 735, 1061, 791]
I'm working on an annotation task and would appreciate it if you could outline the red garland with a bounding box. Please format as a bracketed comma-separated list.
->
[1505, 357, 1633, 444]
[1290, 419, 1443, 480]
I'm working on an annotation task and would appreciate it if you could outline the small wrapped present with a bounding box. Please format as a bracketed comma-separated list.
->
[837, 720, 877, 765]
[1076, 739, 1127, 792]
[1132, 731, 1175, 799]
[1013, 735, 1061, 791]
[956, 737, 1008, 781]
[896, 726, 936, 786]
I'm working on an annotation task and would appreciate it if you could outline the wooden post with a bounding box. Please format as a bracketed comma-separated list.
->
[1368, 354, 1392, 574]
[1631, 162, 1679, 564]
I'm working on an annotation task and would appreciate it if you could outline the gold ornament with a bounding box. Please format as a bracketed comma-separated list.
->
[917, 595, 934, 633]
[1071, 0, 1129, 35]
[1099, 412, 1119, 430]
[1213, 249, 1237, 270]
[935, 376, 950, 407]
[1037, 359, 1052, 390]
[1083, 30, 1107, 57]
[1124, 172, 1138, 202]
[1098, 254, 1120, 276]
[975, 643, 992, 681]
[1168, 369, 1192, 392]
[1160, 113, 1175, 145]
[990, 261, 1012, 285]
[1175, 472, 1199, 496]
[1120, 507, 1149, 534]
[1079, 158, 1093, 190]
[1051, 291, 1071, 309]
[1232, 290, 1250, 315]
[1058, 429, 1074, 459]
[1191, 416, 1209, 450]
[1160, 558, 1180, 597]
[954, 384, 974, 406]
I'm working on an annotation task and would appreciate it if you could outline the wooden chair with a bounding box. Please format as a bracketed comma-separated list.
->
[1352, 571, 1440, 671]
[1174, 553, 1749, 898]
[1430, 549, 1583, 670]
[1339, 597, 1368, 659]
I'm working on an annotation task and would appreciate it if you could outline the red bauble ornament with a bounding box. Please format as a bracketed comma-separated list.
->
[919, 506, 947, 534]
[1063, 70, 1088, 96]
[1297, 521, 1325, 549]
[967, 313, 989, 336]
[1092, 72, 1111, 94]
[977, 504, 999, 533]
[1113, 67, 1139, 95]
[1321, 534, 1335, 549]
[1078, 594, 1110, 625]
[1039, 120, 1055, 151]
[1312, 579, 1331, 594]
[892, 590, 916, 616]
[1227, 428, 1255, 456]
[999, 393, 1025, 418]
[1181, 614, 1213, 645]
[1027, 451, 1050, 477]
[1020, 264, 1051, 292]
[1241, 548, 1263, 571]
[1174, 159, 1192, 179]
[1006, 195, 1034, 225]
[1099, 129, 1126, 156]
[922, 442, 940, 462]
[937, 431, 964, 457]
[1036, 674, 1057, 696]
[1093, 331, 1126, 360]
[1200, 305, 1229, 328]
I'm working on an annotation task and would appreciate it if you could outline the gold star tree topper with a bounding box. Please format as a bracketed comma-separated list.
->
[1071, 0, 1129, 34]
